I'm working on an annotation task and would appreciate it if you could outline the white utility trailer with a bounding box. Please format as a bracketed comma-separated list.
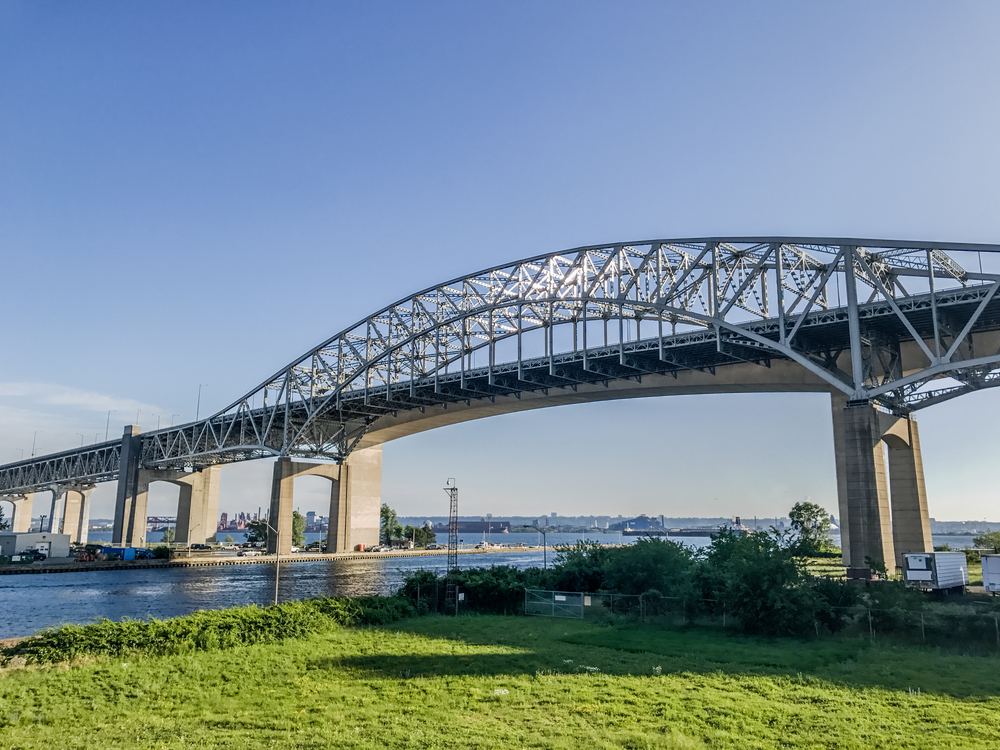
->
[902, 552, 968, 592]
[982, 554, 1000, 593]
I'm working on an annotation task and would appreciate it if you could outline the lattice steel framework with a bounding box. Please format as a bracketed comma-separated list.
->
[4, 236, 1000, 493]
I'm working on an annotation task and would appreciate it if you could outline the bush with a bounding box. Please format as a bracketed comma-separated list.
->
[2, 596, 414, 664]
[704, 530, 817, 637]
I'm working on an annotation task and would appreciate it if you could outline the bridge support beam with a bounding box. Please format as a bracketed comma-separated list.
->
[2, 493, 34, 533]
[60, 486, 95, 544]
[123, 467, 221, 546]
[832, 396, 932, 576]
[112, 425, 143, 545]
[47, 486, 67, 533]
[267, 446, 381, 555]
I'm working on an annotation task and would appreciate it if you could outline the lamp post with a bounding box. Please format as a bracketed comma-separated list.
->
[77, 433, 85, 447]
[264, 521, 281, 606]
[105, 410, 116, 441]
[30, 431, 40, 457]
[533, 523, 547, 568]
[39, 514, 47, 533]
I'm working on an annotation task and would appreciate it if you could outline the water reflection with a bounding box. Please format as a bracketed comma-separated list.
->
[0, 550, 548, 638]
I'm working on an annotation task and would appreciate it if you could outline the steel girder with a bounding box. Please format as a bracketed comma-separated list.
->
[4, 237, 1000, 492]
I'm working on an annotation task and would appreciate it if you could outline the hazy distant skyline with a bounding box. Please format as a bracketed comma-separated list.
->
[3, 2, 1000, 522]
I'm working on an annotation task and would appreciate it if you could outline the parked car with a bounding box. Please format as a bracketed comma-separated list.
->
[238, 548, 263, 557]
[425, 543, 442, 550]
[290, 546, 300, 553]
[190, 543, 212, 550]
[220, 543, 238, 551]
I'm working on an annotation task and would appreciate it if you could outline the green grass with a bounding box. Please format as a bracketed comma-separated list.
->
[3, 614, 1000, 749]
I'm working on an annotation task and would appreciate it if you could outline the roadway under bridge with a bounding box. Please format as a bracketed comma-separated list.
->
[3, 237, 1000, 576]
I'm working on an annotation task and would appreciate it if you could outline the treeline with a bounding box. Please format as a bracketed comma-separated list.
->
[401, 531, 921, 637]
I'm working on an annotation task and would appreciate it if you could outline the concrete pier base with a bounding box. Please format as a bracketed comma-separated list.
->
[2, 494, 34, 533]
[832, 396, 933, 576]
[60, 486, 95, 544]
[267, 447, 381, 555]
[121, 466, 222, 546]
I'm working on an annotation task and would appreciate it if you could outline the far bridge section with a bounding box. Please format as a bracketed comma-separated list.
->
[3, 238, 1000, 575]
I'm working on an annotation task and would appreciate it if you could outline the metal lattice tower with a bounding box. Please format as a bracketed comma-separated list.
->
[444, 478, 459, 613]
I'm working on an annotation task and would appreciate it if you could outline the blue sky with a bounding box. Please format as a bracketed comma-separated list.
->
[2, 1, 1000, 522]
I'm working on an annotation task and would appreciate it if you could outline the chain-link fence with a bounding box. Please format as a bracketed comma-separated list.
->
[523, 588, 1000, 649]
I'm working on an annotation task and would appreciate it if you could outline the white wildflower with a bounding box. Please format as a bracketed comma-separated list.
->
[493, 688, 509, 696]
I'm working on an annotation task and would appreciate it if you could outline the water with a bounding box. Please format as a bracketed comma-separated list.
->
[3, 530, 967, 638]
[0, 549, 552, 639]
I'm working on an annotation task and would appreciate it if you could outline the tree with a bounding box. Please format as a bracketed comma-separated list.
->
[380, 503, 403, 545]
[292, 511, 307, 547]
[973, 530, 1000, 553]
[245, 519, 269, 543]
[161, 527, 175, 544]
[401, 524, 436, 547]
[788, 501, 836, 555]
[0, 504, 9, 531]
[224, 534, 234, 543]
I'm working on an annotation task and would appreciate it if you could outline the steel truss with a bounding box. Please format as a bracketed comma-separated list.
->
[4, 237, 1000, 493]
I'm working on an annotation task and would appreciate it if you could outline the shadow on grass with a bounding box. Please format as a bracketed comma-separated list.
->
[311, 615, 1000, 699]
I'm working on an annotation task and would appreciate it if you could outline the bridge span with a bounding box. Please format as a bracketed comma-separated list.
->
[3, 237, 1000, 577]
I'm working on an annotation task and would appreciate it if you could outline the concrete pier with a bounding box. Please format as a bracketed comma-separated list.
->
[267, 447, 381, 556]
[832, 396, 932, 575]
[1, 493, 34, 533]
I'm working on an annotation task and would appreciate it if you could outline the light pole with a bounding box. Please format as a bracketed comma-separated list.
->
[487, 513, 492, 547]
[39, 514, 47, 533]
[264, 521, 281, 606]
[533, 523, 547, 568]
[196, 384, 208, 420]
[170, 414, 180, 427]
[105, 410, 116, 441]
[94, 432, 101, 445]
[151, 414, 161, 430]
[76, 434, 85, 447]
[30, 431, 41, 457]
[16, 449, 23, 460]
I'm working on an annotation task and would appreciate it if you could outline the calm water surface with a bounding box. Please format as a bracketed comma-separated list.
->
[10, 530, 971, 639]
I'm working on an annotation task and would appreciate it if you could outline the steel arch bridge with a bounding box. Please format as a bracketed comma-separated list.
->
[3, 237, 1000, 573]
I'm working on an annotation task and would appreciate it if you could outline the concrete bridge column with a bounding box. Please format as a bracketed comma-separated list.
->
[885, 418, 933, 568]
[267, 447, 381, 555]
[60, 486, 95, 542]
[112, 425, 142, 544]
[336, 446, 381, 552]
[72, 487, 95, 544]
[129, 467, 221, 546]
[47, 486, 68, 533]
[2, 493, 34, 533]
[832, 396, 932, 576]
[173, 466, 221, 545]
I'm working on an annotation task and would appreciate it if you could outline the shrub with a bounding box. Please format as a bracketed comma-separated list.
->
[2, 596, 413, 664]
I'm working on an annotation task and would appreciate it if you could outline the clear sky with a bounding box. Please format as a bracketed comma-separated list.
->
[2, 1, 1000, 523]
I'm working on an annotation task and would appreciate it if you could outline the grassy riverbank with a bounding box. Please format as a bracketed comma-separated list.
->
[3, 613, 1000, 749]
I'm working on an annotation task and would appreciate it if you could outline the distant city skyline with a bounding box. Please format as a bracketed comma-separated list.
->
[4, 3, 1000, 522]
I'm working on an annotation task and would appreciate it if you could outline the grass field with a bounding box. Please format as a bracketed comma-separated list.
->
[2, 614, 1000, 749]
